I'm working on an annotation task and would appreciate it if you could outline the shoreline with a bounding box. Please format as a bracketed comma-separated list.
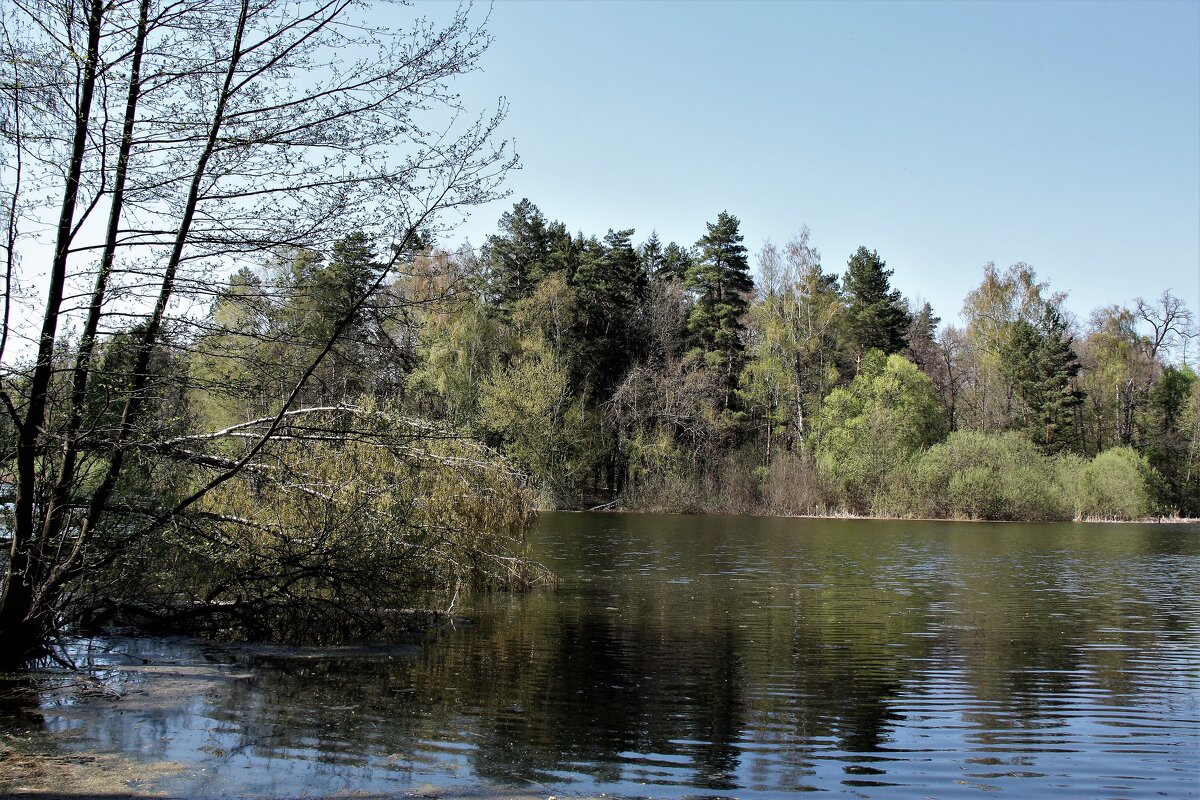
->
[0, 748, 601, 800]
[555, 505, 1200, 526]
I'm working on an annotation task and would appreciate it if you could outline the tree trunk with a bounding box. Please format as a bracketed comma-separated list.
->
[0, 0, 106, 665]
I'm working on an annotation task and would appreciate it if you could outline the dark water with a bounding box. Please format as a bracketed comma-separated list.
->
[10, 514, 1200, 798]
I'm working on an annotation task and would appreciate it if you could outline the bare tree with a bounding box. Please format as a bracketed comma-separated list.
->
[0, 0, 518, 664]
[1135, 290, 1196, 363]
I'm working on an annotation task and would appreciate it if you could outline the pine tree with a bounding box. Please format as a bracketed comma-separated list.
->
[1033, 306, 1085, 453]
[905, 302, 941, 372]
[686, 212, 754, 408]
[481, 199, 571, 311]
[658, 241, 693, 283]
[999, 305, 1084, 453]
[570, 228, 648, 395]
[280, 232, 401, 401]
[286, 232, 382, 343]
[843, 246, 910, 367]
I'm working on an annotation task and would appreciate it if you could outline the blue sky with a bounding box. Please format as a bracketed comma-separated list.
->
[410, 0, 1199, 328]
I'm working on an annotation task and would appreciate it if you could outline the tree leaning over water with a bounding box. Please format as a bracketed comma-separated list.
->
[0, 0, 523, 666]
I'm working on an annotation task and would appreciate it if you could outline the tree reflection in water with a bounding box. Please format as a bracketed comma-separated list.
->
[17, 514, 1200, 799]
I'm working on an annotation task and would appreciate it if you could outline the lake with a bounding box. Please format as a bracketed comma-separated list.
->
[7, 513, 1200, 798]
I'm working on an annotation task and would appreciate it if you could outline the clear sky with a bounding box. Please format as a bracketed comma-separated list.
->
[410, 0, 1199, 328]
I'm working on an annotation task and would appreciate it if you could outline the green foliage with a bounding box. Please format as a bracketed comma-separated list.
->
[1142, 366, 1198, 511]
[610, 356, 727, 487]
[904, 301, 941, 372]
[85, 200, 1194, 654]
[481, 199, 574, 311]
[842, 246, 910, 361]
[88, 326, 191, 447]
[997, 305, 1084, 453]
[958, 262, 1068, 433]
[737, 336, 793, 460]
[811, 352, 945, 509]
[190, 268, 276, 428]
[739, 231, 843, 459]
[1177, 378, 1200, 514]
[1072, 447, 1161, 520]
[477, 331, 597, 506]
[0, 0, 521, 663]
[176, 206, 1194, 542]
[685, 212, 754, 407]
[408, 295, 503, 425]
[569, 228, 648, 395]
[106, 406, 547, 641]
[640, 231, 665, 275]
[910, 430, 1065, 521]
[899, 435, 1161, 523]
[658, 241, 694, 283]
[272, 234, 412, 404]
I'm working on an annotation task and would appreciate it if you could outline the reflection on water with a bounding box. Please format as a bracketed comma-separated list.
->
[10, 514, 1200, 798]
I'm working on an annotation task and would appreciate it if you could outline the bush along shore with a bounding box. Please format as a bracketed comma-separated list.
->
[605, 425, 1173, 523]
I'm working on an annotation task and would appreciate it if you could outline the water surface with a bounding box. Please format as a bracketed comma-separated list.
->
[9, 514, 1200, 798]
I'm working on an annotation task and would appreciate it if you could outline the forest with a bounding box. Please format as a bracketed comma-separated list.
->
[0, 0, 1194, 666]
[318, 199, 1192, 523]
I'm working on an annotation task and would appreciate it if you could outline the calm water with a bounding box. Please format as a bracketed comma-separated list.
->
[10, 513, 1200, 798]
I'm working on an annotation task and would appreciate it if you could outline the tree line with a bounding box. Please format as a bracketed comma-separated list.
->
[391, 199, 1195, 520]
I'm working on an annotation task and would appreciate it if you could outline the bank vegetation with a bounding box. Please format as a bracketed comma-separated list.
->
[0, 0, 543, 667]
[430, 202, 1195, 525]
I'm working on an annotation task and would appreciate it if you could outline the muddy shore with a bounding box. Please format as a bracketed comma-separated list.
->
[2, 737, 599, 800]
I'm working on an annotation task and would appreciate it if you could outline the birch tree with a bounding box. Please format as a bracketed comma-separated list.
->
[0, 0, 518, 664]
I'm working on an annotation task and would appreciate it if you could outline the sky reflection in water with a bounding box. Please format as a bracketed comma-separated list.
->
[18, 514, 1200, 798]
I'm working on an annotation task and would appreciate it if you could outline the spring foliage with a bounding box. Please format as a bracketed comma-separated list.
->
[0, 0, 522, 663]
[421, 201, 1192, 522]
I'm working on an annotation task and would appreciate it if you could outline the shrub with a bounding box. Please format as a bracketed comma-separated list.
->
[912, 430, 1067, 520]
[1073, 447, 1160, 520]
[1053, 453, 1090, 520]
[760, 450, 839, 516]
[811, 352, 945, 510]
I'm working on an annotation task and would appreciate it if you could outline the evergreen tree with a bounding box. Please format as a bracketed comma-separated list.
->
[278, 232, 413, 402]
[604, 228, 648, 300]
[905, 301, 941, 373]
[999, 305, 1084, 453]
[327, 232, 385, 323]
[570, 228, 648, 395]
[843, 246, 910, 366]
[640, 231, 665, 276]
[481, 199, 571, 311]
[685, 212, 754, 407]
[1035, 306, 1085, 453]
[658, 241, 694, 283]
[285, 232, 385, 344]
